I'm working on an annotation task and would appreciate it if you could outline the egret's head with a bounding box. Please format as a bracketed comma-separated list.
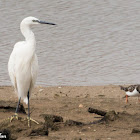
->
[21, 16, 56, 26]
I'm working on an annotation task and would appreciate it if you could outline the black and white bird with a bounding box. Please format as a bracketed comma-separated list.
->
[120, 85, 140, 103]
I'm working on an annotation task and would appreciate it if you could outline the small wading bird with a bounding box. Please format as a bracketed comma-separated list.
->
[8, 16, 56, 127]
[120, 85, 140, 103]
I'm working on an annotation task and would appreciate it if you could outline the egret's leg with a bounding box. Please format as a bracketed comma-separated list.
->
[27, 91, 30, 127]
[15, 97, 21, 114]
[27, 91, 39, 127]
[9, 97, 21, 122]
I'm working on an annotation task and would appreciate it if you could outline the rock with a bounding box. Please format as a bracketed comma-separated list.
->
[42, 114, 63, 124]
[41, 114, 64, 131]
[104, 110, 118, 122]
[79, 104, 83, 108]
[132, 128, 140, 133]
[39, 89, 44, 92]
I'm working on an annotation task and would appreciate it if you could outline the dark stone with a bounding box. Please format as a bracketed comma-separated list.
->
[42, 114, 63, 124]
[132, 128, 140, 133]
[41, 114, 63, 131]
[103, 110, 118, 121]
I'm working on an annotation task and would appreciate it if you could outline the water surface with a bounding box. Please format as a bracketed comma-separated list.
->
[0, 0, 140, 86]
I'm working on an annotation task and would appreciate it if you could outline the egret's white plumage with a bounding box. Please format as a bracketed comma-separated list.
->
[8, 16, 55, 126]
[8, 17, 39, 104]
[8, 17, 56, 105]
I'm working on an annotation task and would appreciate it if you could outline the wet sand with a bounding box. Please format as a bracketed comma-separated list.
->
[0, 85, 140, 140]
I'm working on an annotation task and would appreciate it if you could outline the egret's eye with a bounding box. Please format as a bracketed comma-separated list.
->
[32, 20, 39, 22]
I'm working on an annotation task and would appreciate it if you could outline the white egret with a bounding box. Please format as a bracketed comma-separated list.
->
[8, 16, 56, 127]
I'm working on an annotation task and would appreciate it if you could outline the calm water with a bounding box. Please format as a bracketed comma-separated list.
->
[0, 0, 140, 86]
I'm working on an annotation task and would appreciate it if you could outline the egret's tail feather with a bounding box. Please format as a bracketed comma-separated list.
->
[23, 97, 28, 104]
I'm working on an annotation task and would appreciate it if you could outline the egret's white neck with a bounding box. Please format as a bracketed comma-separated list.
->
[20, 23, 36, 46]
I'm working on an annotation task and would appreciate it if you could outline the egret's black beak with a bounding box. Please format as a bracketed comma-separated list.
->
[38, 20, 56, 25]
[33, 20, 56, 25]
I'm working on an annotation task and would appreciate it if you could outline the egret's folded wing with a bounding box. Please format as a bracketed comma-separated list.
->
[8, 50, 17, 90]
[8, 42, 23, 90]
[30, 54, 38, 89]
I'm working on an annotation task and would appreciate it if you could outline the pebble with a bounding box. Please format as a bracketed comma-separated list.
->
[39, 89, 44, 92]
[79, 104, 83, 108]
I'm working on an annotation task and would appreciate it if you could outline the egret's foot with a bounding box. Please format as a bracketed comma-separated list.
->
[8, 113, 18, 122]
[24, 117, 39, 127]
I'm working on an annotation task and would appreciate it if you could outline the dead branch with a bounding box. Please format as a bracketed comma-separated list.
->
[88, 107, 107, 116]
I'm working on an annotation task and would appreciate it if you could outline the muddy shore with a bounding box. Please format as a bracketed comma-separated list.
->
[0, 85, 140, 140]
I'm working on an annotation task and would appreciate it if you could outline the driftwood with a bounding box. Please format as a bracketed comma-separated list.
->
[88, 107, 107, 116]
[88, 107, 118, 122]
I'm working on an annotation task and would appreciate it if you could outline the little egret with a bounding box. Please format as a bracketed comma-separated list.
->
[8, 16, 56, 127]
